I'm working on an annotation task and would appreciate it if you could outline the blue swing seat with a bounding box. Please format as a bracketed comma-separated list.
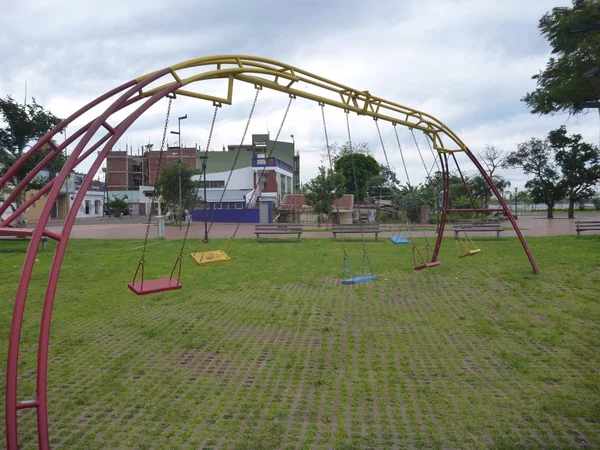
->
[388, 236, 409, 244]
[341, 275, 377, 285]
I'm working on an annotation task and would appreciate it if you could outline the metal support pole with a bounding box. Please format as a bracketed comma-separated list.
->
[178, 159, 182, 230]
[202, 157, 209, 243]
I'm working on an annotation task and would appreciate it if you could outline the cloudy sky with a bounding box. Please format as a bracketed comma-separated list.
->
[2, 0, 598, 191]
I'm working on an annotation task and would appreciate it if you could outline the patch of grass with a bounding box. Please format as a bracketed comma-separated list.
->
[0, 235, 599, 448]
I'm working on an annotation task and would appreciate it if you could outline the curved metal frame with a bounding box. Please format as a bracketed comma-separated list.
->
[1, 54, 538, 450]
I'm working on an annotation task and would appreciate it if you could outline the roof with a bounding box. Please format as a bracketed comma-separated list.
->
[279, 194, 354, 211]
[201, 189, 253, 202]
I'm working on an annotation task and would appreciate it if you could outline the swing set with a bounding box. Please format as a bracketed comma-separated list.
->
[1, 55, 539, 450]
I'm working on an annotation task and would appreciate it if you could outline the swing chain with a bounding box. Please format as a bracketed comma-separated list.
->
[206, 87, 260, 235]
[230, 93, 294, 241]
[321, 103, 350, 264]
[345, 111, 370, 258]
[139, 96, 173, 266]
[178, 101, 221, 258]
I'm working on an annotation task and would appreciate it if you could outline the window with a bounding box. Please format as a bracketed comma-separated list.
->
[235, 203, 243, 209]
[94, 201, 101, 214]
[198, 180, 225, 188]
[214, 203, 222, 210]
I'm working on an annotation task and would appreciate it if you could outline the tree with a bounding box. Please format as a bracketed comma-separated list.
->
[367, 164, 400, 200]
[321, 141, 371, 166]
[506, 137, 567, 218]
[0, 96, 64, 226]
[303, 166, 345, 226]
[393, 183, 424, 223]
[109, 197, 128, 218]
[480, 145, 506, 176]
[470, 174, 511, 209]
[334, 152, 380, 201]
[548, 126, 600, 218]
[473, 145, 511, 209]
[154, 162, 200, 220]
[522, 0, 600, 115]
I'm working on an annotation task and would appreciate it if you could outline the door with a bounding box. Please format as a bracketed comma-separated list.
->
[259, 201, 269, 223]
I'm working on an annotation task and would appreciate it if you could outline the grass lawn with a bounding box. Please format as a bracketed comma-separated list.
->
[0, 235, 599, 449]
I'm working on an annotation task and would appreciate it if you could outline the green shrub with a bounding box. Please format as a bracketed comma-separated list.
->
[110, 198, 128, 218]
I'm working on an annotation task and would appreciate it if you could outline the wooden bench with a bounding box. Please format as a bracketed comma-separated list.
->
[255, 224, 303, 241]
[575, 220, 600, 238]
[0, 227, 50, 250]
[332, 224, 381, 240]
[453, 220, 504, 239]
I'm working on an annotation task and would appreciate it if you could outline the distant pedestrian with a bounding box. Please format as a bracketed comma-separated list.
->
[185, 208, 192, 224]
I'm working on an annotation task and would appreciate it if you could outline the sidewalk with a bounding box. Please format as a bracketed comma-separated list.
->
[40, 212, 600, 240]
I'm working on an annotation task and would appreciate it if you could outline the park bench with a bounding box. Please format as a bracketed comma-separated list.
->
[332, 224, 381, 240]
[452, 220, 504, 239]
[0, 227, 50, 250]
[575, 220, 600, 238]
[254, 223, 303, 241]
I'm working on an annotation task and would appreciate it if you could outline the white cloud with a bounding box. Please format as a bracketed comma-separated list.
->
[2, 0, 595, 193]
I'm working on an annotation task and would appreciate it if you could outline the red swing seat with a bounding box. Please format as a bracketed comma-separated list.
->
[128, 278, 182, 296]
[413, 260, 442, 271]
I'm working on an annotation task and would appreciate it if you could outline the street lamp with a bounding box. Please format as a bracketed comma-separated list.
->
[514, 187, 518, 220]
[170, 114, 188, 229]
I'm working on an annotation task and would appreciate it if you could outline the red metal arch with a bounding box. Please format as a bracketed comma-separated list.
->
[1, 56, 538, 449]
[2, 68, 180, 449]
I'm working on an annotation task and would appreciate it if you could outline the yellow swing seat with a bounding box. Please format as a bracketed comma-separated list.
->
[458, 248, 481, 258]
[189, 250, 231, 265]
[456, 234, 481, 258]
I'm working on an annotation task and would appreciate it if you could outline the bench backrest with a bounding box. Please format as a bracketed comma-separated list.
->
[332, 224, 380, 231]
[454, 222, 501, 229]
[255, 224, 303, 231]
[575, 220, 600, 226]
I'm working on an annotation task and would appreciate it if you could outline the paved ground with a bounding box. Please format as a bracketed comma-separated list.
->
[36, 212, 600, 240]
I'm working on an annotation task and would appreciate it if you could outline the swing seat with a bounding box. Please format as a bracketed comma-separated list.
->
[458, 248, 481, 258]
[189, 250, 231, 265]
[388, 236, 409, 244]
[128, 278, 182, 296]
[413, 260, 442, 271]
[341, 275, 376, 285]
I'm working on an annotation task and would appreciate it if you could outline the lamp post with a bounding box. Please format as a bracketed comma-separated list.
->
[170, 114, 188, 230]
[514, 187, 518, 219]
[102, 167, 107, 216]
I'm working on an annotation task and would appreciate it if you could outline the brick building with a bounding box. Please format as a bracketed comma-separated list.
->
[105, 147, 198, 191]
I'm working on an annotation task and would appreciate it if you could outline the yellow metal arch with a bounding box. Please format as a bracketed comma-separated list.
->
[135, 54, 468, 154]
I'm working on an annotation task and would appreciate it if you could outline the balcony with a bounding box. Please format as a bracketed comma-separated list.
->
[252, 157, 293, 173]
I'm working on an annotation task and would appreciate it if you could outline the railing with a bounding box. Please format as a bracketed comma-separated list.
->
[251, 157, 293, 173]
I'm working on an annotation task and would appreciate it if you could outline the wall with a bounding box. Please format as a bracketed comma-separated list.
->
[106, 153, 130, 190]
[146, 148, 197, 185]
[194, 167, 255, 191]
[24, 190, 46, 222]
[75, 191, 105, 218]
[191, 206, 265, 224]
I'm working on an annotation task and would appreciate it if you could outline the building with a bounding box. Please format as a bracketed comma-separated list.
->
[105, 145, 198, 215]
[192, 133, 299, 223]
[0, 170, 106, 222]
[278, 194, 355, 224]
[104, 134, 300, 223]
[105, 145, 198, 191]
